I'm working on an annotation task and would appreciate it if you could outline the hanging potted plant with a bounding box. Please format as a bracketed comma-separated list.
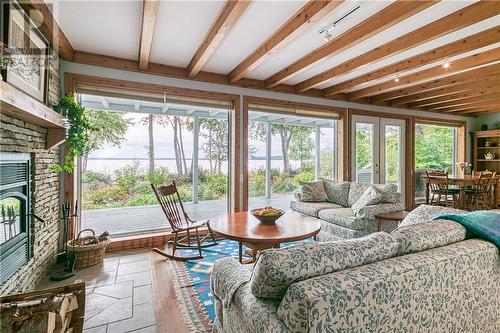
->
[0, 42, 10, 80]
[51, 95, 92, 173]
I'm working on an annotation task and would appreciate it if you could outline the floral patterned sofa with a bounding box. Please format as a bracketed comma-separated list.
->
[290, 180, 405, 241]
[211, 205, 500, 333]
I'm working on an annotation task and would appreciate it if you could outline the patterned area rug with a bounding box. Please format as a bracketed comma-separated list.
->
[165, 239, 309, 333]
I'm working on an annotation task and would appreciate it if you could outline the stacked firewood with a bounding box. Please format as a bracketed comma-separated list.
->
[0, 282, 85, 333]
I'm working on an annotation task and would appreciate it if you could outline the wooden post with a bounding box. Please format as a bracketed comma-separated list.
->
[265, 122, 272, 199]
[192, 116, 199, 204]
[315, 126, 321, 180]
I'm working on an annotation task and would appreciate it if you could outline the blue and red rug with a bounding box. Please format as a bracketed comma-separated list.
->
[165, 239, 309, 333]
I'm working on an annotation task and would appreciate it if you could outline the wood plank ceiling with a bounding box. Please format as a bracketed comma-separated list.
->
[40, 0, 500, 116]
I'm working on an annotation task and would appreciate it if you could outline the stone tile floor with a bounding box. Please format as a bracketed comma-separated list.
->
[37, 248, 157, 333]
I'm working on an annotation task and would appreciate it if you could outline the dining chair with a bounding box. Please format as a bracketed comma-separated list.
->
[151, 181, 217, 261]
[425, 170, 460, 208]
[464, 171, 497, 210]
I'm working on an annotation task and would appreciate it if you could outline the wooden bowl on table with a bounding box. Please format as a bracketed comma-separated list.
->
[250, 207, 285, 225]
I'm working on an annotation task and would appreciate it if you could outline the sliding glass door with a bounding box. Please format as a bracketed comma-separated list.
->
[248, 110, 337, 211]
[351, 115, 405, 198]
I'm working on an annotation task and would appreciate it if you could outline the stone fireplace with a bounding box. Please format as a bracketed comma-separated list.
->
[0, 152, 32, 284]
[0, 113, 62, 295]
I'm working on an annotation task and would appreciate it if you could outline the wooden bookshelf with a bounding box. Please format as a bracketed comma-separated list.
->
[472, 129, 500, 208]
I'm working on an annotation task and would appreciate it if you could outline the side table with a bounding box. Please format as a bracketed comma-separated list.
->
[374, 210, 410, 232]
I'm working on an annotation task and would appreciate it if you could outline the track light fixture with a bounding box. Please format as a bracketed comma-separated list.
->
[319, 4, 360, 42]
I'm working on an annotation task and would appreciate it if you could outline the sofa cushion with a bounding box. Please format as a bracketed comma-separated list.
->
[297, 181, 326, 202]
[317, 220, 374, 241]
[351, 186, 383, 215]
[400, 204, 465, 227]
[347, 182, 371, 207]
[391, 220, 466, 255]
[250, 232, 399, 299]
[290, 201, 343, 217]
[318, 207, 370, 230]
[372, 183, 399, 203]
[321, 179, 350, 206]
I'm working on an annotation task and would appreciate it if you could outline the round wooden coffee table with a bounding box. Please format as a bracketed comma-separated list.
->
[210, 211, 321, 263]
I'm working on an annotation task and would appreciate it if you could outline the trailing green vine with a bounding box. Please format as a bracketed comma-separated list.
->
[51, 95, 92, 173]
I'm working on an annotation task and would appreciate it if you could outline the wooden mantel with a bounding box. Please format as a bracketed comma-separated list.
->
[0, 80, 66, 149]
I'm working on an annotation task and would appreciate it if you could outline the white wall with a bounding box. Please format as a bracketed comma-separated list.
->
[473, 113, 500, 131]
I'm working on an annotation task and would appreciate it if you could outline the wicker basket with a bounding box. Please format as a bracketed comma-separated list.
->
[67, 229, 110, 269]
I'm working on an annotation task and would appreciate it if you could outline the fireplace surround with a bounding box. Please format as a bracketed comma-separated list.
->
[0, 113, 61, 295]
[0, 152, 32, 284]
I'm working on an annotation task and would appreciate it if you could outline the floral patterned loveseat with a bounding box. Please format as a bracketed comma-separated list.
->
[211, 205, 500, 333]
[290, 180, 405, 241]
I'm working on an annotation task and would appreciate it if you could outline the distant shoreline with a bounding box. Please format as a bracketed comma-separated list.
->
[88, 156, 285, 161]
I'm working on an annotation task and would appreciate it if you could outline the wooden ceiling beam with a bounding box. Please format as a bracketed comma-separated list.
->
[326, 26, 500, 94]
[72, 50, 332, 98]
[463, 109, 500, 116]
[372, 65, 500, 102]
[445, 102, 500, 114]
[390, 76, 500, 106]
[229, 0, 343, 83]
[426, 95, 500, 111]
[409, 89, 500, 108]
[18, 1, 74, 60]
[263, 0, 437, 88]
[138, 0, 160, 71]
[422, 92, 500, 109]
[348, 48, 500, 100]
[187, 0, 251, 77]
[316, 1, 500, 95]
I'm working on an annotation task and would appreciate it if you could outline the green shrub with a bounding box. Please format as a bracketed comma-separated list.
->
[177, 184, 193, 202]
[248, 169, 265, 197]
[272, 180, 297, 194]
[271, 169, 299, 194]
[82, 170, 110, 184]
[293, 170, 314, 183]
[146, 167, 170, 186]
[83, 186, 127, 209]
[127, 192, 158, 206]
[82, 170, 111, 190]
[136, 182, 153, 195]
[115, 162, 142, 194]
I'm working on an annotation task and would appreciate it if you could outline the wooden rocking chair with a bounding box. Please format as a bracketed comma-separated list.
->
[151, 181, 217, 261]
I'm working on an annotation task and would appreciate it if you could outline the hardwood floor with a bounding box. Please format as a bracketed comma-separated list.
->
[149, 251, 189, 333]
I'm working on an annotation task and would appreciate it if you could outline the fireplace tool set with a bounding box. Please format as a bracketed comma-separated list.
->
[50, 201, 78, 281]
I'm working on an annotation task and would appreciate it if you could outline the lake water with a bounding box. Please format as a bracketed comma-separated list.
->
[86, 158, 308, 174]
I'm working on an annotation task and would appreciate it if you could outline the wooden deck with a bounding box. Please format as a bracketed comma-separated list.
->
[81, 195, 294, 237]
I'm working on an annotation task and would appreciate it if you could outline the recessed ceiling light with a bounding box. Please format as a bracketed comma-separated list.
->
[394, 74, 400, 82]
[443, 59, 451, 69]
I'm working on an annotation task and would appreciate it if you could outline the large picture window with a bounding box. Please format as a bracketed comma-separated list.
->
[414, 122, 458, 201]
[78, 93, 231, 237]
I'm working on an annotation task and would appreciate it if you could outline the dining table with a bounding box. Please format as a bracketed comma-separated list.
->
[421, 174, 500, 209]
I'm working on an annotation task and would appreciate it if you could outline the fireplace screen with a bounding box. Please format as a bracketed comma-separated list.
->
[1, 197, 23, 243]
[0, 152, 32, 284]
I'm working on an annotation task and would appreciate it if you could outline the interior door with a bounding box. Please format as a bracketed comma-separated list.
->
[352, 115, 406, 203]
